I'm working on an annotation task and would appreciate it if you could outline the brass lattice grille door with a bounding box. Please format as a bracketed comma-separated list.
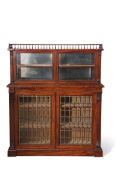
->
[18, 95, 53, 145]
[59, 96, 93, 145]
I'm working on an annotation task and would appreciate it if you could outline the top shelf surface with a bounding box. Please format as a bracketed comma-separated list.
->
[8, 44, 103, 51]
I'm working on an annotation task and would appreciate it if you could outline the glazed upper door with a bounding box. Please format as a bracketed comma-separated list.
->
[16, 52, 53, 80]
[15, 90, 55, 149]
[56, 92, 97, 148]
[58, 52, 95, 81]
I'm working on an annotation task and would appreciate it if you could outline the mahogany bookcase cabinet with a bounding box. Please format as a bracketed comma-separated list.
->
[7, 44, 104, 157]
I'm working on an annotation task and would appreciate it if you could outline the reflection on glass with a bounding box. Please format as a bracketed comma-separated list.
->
[59, 53, 94, 65]
[16, 53, 53, 80]
[16, 53, 52, 65]
[59, 68, 93, 80]
[17, 67, 52, 79]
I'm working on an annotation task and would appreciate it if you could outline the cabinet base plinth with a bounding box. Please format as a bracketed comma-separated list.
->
[8, 148, 103, 157]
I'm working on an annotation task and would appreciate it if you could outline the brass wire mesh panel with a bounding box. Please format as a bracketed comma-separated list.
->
[19, 96, 51, 144]
[60, 96, 92, 145]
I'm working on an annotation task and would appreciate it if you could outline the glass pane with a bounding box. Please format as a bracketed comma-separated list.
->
[59, 53, 94, 65]
[59, 68, 93, 80]
[17, 67, 52, 79]
[60, 96, 92, 145]
[19, 96, 51, 144]
[16, 53, 52, 65]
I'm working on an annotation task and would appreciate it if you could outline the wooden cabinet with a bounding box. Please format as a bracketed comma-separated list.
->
[7, 44, 104, 156]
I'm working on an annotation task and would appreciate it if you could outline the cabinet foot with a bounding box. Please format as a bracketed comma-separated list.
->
[94, 147, 103, 157]
[8, 147, 16, 157]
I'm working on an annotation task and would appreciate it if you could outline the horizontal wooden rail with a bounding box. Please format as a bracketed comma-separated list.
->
[8, 44, 103, 50]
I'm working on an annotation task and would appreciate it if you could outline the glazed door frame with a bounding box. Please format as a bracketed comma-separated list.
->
[15, 89, 55, 149]
[12, 50, 57, 83]
[56, 91, 98, 149]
